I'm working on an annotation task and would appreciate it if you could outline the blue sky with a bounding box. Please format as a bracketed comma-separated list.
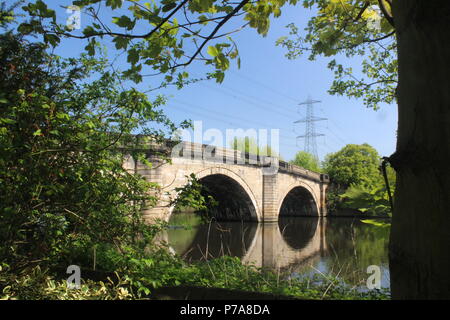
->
[43, 1, 398, 162]
[159, 5, 398, 161]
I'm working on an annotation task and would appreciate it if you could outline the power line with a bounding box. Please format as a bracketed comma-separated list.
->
[226, 72, 354, 152]
[189, 73, 298, 119]
[294, 96, 327, 161]
[230, 71, 300, 103]
[168, 99, 299, 145]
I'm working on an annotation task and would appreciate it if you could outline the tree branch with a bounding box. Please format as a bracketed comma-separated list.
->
[378, 0, 395, 27]
[352, 1, 371, 23]
[58, 0, 190, 39]
[171, 0, 250, 69]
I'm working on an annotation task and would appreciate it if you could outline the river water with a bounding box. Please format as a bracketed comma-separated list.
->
[163, 213, 391, 292]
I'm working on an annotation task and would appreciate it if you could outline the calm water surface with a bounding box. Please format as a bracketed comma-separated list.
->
[163, 213, 390, 291]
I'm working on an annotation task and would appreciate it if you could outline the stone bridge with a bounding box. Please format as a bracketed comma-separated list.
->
[124, 141, 329, 223]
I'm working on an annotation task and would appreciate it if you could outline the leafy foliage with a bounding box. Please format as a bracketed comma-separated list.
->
[0, 253, 389, 300]
[230, 136, 281, 158]
[323, 144, 396, 216]
[323, 143, 381, 188]
[340, 183, 390, 216]
[0, 33, 183, 270]
[340, 164, 395, 217]
[17, 0, 297, 85]
[171, 173, 218, 213]
[0, 264, 134, 300]
[277, 0, 397, 110]
[290, 150, 321, 172]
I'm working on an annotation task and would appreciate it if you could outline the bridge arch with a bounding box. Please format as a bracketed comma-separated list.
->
[277, 182, 320, 217]
[169, 166, 261, 222]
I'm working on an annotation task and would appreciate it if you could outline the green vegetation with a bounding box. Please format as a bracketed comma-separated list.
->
[230, 136, 281, 158]
[1, 253, 389, 300]
[0, 33, 179, 272]
[323, 144, 381, 189]
[277, 0, 396, 111]
[0, 3, 386, 300]
[290, 151, 321, 172]
[276, 0, 399, 218]
[16, 0, 296, 85]
[321, 144, 394, 217]
[340, 164, 395, 217]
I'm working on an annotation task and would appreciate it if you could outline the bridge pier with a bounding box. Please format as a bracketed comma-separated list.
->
[262, 174, 279, 222]
[319, 177, 328, 217]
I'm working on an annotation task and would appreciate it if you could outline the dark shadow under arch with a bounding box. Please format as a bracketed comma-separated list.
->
[199, 174, 258, 222]
[279, 186, 319, 217]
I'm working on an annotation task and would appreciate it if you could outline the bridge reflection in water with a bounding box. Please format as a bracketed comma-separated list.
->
[162, 216, 326, 271]
[161, 215, 391, 290]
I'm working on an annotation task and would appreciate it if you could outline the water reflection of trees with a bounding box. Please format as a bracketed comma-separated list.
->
[324, 218, 390, 287]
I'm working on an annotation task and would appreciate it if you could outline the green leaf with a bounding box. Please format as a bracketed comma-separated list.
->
[127, 49, 140, 65]
[207, 45, 219, 57]
[361, 219, 390, 228]
[85, 38, 97, 56]
[112, 15, 135, 30]
[0, 118, 15, 124]
[162, 2, 177, 12]
[215, 71, 225, 83]
[106, 0, 123, 9]
[18, 23, 33, 35]
[113, 36, 130, 50]
[44, 34, 60, 47]
[198, 15, 208, 25]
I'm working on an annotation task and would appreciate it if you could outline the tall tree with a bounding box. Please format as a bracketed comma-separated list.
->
[389, 1, 450, 299]
[323, 143, 381, 189]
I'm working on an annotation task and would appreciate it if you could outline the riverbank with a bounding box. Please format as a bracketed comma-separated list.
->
[0, 253, 390, 300]
[1, 213, 391, 300]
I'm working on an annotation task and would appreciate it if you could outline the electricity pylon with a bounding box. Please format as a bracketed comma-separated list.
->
[295, 96, 327, 161]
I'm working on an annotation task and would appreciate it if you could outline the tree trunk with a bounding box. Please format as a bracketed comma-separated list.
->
[390, 1, 450, 299]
